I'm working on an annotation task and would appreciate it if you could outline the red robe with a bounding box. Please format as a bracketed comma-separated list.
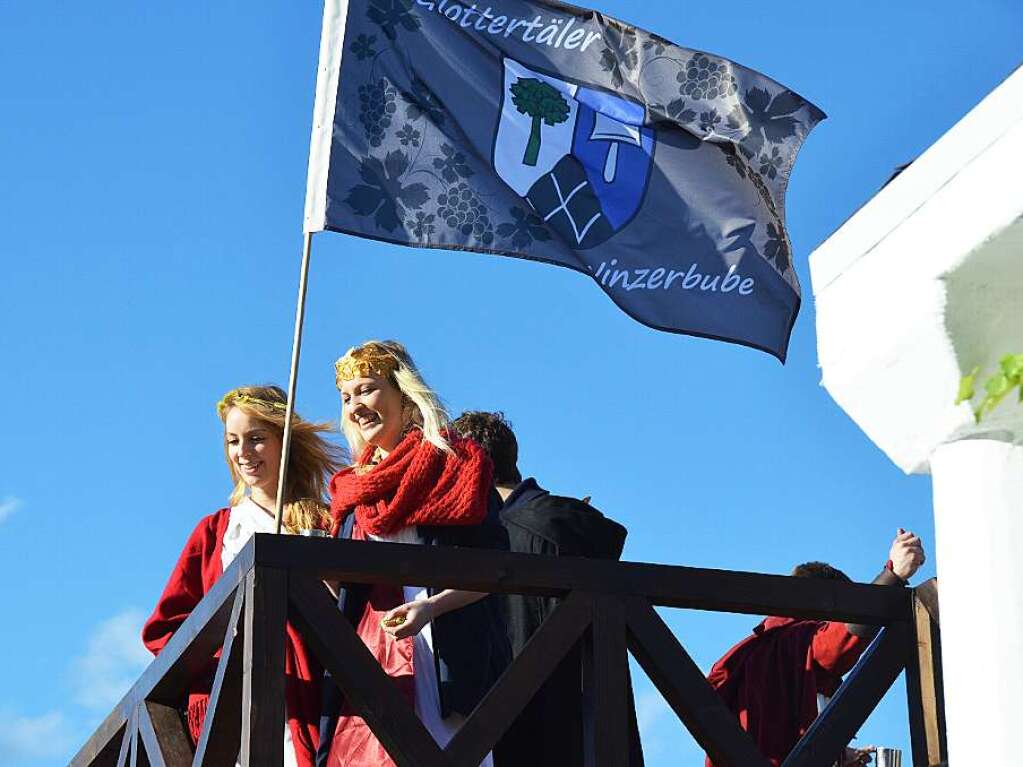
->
[142, 509, 322, 767]
[705, 617, 868, 767]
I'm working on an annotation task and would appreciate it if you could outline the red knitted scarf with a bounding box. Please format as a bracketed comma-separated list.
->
[329, 429, 494, 536]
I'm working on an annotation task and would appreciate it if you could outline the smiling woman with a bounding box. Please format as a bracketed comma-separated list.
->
[218, 385, 343, 531]
[320, 340, 510, 767]
[141, 385, 345, 767]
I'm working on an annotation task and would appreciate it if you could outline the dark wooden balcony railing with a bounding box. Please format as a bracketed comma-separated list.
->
[69, 535, 946, 767]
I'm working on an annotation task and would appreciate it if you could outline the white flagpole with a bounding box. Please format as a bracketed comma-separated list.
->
[273, 232, 315, 533]
[276, 0, 344, 531]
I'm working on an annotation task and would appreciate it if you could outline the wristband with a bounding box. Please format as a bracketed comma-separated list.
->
[885, 559, 907, 583]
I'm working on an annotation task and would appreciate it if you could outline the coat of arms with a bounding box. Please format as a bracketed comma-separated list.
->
[493, 58, 655, 250]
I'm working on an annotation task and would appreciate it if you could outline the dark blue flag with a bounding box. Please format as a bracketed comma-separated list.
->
[304, 0, 824, 360]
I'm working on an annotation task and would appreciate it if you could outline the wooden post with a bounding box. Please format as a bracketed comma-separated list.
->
[240, 567, 288, 766]
[273, 232, 314, 533]
[905, 581, 947, 767]
[582, 596, 630, 767]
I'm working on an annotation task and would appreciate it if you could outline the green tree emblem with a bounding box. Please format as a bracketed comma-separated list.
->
[510, 78, 570, 167]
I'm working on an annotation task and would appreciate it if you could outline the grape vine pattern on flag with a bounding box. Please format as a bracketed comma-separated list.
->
[305, 0, 825, 360]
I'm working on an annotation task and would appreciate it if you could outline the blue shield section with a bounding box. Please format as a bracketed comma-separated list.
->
[571, 88, 654, 232]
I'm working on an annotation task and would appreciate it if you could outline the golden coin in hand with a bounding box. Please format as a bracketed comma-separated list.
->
[381, 614, 407, 628]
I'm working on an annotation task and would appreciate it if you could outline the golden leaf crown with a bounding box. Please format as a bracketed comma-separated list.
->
[216, 390, 288, 419]
[334, 346, 399, 388]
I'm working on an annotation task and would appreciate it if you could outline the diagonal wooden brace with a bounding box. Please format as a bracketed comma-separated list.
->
[783, 623, 910, 767]
[624, 597, 769, 767]
[288, 573, 453, 767]
[445, 591, 594, 765]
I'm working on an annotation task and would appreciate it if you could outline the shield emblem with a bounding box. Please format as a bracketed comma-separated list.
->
[493, 58, 655, 250]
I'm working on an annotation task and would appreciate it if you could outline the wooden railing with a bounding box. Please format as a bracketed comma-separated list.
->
[69, 535, 946, 767]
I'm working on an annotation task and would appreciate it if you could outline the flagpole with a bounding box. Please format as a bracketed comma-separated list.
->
[274, 231, 315, 534]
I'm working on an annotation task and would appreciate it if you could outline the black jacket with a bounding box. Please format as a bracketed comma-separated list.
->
[496, 480, 642, 767]
[500, 479, 627, 655]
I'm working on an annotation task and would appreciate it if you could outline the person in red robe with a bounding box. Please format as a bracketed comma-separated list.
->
[142, 385, 344, 767]
[706, 530, 926, 767]
[317, 340, 510, 767]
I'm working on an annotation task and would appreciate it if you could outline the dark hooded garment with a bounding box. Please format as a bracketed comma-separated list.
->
[495, 479, 644, 766]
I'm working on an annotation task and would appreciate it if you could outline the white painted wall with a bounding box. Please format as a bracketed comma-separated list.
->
[811, 66, 1023, 766]
[930, 440, 1023, 766]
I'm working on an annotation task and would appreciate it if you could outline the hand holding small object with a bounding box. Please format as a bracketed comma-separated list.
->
[380, 599, 433, 639]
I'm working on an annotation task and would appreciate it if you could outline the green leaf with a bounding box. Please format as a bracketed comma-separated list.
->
[985, 373, 1011, 398]
[977, 395, 998, 422]
[956, 367, 979, 405]
[1000, 354, 1023, 380]
[954, 355, 1023, 422]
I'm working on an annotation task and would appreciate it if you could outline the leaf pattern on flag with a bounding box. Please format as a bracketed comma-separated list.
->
[737, 86, 808, 159]
[396, 124, 421, 147]
[599, 23, 638, 89]
[497, 206, 551, 249]
[366, 0, 420, 41]
[408, 211, 436, 239]
[433, 144, 474, 183]
[649, 98, 696, 126]
[350, 33, 378, 61]
[345, 151, 429, 232]
[758, 145, 783, 180]
[764, 221, 791, 273]
[699, 109, 722, 133]
[402, 76, 446, 127]
[641, 33, 671, 56]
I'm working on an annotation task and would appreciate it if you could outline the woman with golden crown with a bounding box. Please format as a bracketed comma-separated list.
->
[318, 340, 510, 767]
[142, 385, 344, 767]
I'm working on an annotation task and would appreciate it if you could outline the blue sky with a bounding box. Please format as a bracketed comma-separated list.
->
[1, 2, 1019, 765]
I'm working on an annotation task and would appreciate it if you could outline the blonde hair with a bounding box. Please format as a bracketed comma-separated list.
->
[281, 498, 332, 534]
[335, 340, 451, 459]
[217, 385, 345, 530]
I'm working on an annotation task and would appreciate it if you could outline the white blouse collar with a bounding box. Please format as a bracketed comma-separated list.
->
[221, 497, 277, 570]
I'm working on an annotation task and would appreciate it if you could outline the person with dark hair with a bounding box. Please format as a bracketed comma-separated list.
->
[449, 410, 523, 487]
[705, 530, 926, 767]
[452, 411, 643, 767]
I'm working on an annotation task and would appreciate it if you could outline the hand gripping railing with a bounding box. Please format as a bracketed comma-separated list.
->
[69, 534, 946, 767]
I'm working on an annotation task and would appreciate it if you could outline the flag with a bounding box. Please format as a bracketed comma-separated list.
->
[304, 0, 825, 360]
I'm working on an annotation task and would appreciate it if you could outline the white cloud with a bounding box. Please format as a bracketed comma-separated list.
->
[0, 709, 74, 762]
[70, 609, 151, 711]
[0, 610, 153, 765]
[0, 497, 21, 524]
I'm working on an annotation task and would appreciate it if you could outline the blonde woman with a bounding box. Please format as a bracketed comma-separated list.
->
[142, 386, 344, 767]
[318, 341, 510, 767]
